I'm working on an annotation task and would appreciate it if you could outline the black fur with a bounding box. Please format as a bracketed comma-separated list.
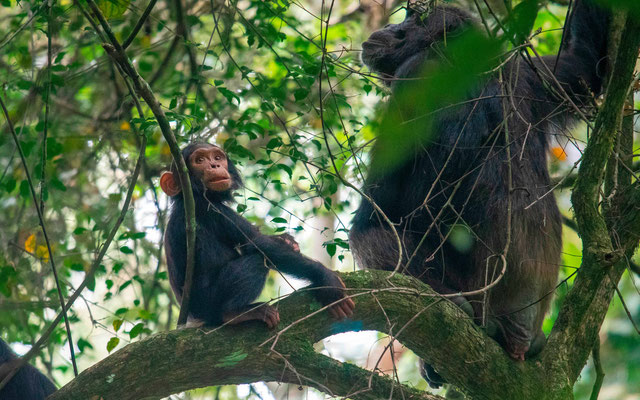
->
[350, 0, 609, 387]
[0, 339, 56, 400]
[165, 143, 346, 326]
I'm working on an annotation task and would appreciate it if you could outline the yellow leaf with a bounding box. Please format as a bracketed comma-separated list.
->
[161, 144, 171, 156]
[120, 121, 131, 131]
[551, 146, 567, 161]
[36, 246, 50, 262]
[140, 35, 151, 48]
[25, 234, 36, 253]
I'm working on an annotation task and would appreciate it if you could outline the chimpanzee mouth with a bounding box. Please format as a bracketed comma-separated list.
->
[209, 177, 230, 184]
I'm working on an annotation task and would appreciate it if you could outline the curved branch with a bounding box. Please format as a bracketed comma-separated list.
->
[546, 6, 640, 385]
[49, 271, 548, 400]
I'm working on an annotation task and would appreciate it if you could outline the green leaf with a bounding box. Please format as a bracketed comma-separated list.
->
[325, 243, 336, 257]
[106, 337, 120, 353]
[506, 0, 539, 44]
[115, 307, 129, 315]
[97, 0, 130, 19]
[19, 180, 30, 199]
[77, 338, 93, 353]
[276, 164, 292, 179]
[129, 323, 144, 339]
[293, 88, 309, 101]
[118, 280, 132, 292]
[119, 246, 133, 254]
[271, 217, 287, 224]
[50, 178, 67, 192]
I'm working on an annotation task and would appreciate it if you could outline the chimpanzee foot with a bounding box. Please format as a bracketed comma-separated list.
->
[449, 295, 473, 318]
[525, 331, 546, 359]
[223, 304, 280, 328]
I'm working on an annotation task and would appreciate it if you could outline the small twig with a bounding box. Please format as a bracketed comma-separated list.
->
[122, 0, 158, 49]
[40, 0, 53, 214]
[589, 338, 605, 400]
[614, 285, 640, 334]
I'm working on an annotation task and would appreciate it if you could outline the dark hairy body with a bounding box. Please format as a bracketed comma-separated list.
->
[0, 339, 56, 400]
[349, 0, 609, 385]
[162, 143, 354, 328]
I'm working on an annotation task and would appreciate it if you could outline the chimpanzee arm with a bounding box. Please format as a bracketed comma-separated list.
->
[212, 205, 350, 307]
[164, 206, 187, 300]
[0, 339, 56, 400]
[541, 0, 610, 101]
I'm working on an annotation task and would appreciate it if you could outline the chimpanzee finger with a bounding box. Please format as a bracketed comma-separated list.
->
[345, 298, 356, 312]
[338, 302, 352, 317]
[267, 314, 277, 329]
[340, 299, 355, 316]
[331, 305, 347, 320]
[272, 310, 281, 328]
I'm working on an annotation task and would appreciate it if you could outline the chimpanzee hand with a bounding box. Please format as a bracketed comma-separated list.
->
[315, 271, 355, 320]
[274, 233, 300, 252]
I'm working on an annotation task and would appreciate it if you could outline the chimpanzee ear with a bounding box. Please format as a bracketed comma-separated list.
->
[160, 171, 181, 196]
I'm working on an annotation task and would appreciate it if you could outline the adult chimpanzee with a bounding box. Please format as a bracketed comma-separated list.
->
[160, 143, 355, 327]
[349, 0, 609, 386]
[0, 339, 56, 400]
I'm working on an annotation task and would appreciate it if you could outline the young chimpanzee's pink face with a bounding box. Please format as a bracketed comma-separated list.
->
[188, 145, 232, 192]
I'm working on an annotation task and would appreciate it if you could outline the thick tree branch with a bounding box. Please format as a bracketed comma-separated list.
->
[49, 271, 552, 400]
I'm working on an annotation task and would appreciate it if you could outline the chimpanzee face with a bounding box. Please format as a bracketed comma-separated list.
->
[361, 13, 426, 78]
[188, 145, 232, 192]
[160, 142, 241, 199]
[361, 6, 473, 81]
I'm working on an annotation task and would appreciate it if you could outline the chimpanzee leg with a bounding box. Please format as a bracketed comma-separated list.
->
[525, 330, 546, 358]
[352, 226, 473, 388]
[209, 253, 279, 327]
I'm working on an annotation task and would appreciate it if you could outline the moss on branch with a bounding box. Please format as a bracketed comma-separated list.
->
[48, 271, 552, 400]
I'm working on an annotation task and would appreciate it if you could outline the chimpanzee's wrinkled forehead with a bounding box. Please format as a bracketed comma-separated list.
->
[181, 142, 220, 161]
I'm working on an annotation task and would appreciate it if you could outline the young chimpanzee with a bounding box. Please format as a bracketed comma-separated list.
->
[160, 142, 355, 327]
[350, 0, 609, 386]
[0, 339, 56, 400]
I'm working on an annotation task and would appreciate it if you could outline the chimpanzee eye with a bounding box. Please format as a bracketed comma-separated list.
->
[215, 155, 222, 160]
[196, 157, 204, 163]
